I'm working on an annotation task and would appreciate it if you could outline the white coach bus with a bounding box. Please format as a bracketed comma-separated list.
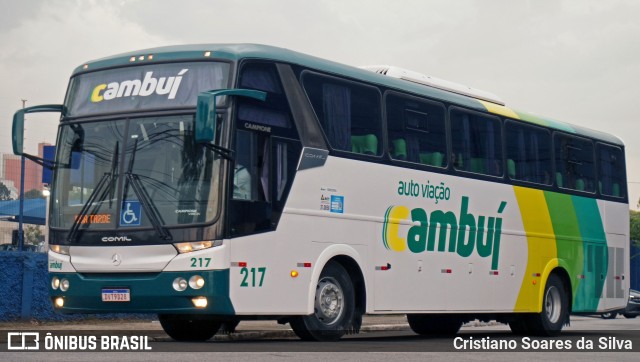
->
[12, 44, 629, 341]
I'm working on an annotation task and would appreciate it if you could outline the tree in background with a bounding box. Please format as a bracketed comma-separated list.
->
[24, 189, 45, 199]
[0, 182, 12, 200]
[632, 203, 640, 260]
[24, 225, 44, 246]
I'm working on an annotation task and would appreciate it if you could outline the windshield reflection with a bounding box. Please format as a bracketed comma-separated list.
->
[52, 115, 219, 231]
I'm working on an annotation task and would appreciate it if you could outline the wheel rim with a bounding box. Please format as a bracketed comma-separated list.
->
[545, 285, 562, 323]
[314, 276, 344, 325]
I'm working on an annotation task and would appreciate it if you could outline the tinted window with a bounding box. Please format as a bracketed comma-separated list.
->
[451, 109, 502, 177]
[237, 63, 296, 137]
[505, 121, 552, 184]
[597, 144, 625, 197]
[554, 134, 595, 192]
[302, 72, 382, 155]
[386, 93, 447, 167]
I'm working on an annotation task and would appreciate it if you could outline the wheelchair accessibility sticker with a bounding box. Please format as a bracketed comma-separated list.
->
[120, 201, 141, 226]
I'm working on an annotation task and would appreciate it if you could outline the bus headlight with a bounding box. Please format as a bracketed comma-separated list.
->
[173, 277, 188, 292]
[173, 241, 219, 254]
[50, 245, 70, 255]
[189, 275, 205, 290]
[51, 277, 60, 290]
[59, 279, 70, 292]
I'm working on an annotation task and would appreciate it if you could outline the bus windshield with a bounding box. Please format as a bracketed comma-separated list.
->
[51, 115, 220, 231]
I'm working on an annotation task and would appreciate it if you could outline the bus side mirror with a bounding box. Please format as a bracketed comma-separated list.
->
[195, 89, 267, 144]
[12, 104, 64, 155]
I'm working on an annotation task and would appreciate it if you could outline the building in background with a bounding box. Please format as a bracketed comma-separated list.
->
[0, 142, 51, 247]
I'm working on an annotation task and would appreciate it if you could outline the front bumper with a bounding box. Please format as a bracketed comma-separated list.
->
[49, 269, 235, 315]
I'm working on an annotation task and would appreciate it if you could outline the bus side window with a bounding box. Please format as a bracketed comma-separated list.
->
[554, 134, 595, 192]
[504, 121, 552, 185]
[451, 109, 502, 177]
[385, 93, 447, 167]
[229, 62, 301, 237]
[597, 143, 625, 197]
[302, 72, 382, 156]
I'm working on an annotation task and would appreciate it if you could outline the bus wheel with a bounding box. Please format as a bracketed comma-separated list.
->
[527, 274, 568, 336]
[600, 312, 618, 319]
[158, 314, 221, 341]
[406, 314, 462, 336]
[290, 261, 355, 341]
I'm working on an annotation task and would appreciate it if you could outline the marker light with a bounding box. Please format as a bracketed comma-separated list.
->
[138, 56, 145, 61]
[192, 297, 208, 308]
[54, 297, 64, 308]
[51, 277, 60, 290]
[148, 55, 154, 60]
[83, 64, 89, 69]
[129, 56, 136, 62]
[290, 270, 299, 278]
[189, 275, 205, 290]
[60, 279, 70, 292]
[204, 51, 211, 57]
[173, 277, 188, 292]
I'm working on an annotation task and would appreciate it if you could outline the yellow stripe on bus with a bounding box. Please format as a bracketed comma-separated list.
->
[513, 186, 557, 312]
[478, 100, 520, 120]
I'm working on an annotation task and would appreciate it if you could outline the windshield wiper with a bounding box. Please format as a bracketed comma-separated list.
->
[203, 143, 234, 162]
[124, 138, 172, 241]
[67, 142, 119, 243]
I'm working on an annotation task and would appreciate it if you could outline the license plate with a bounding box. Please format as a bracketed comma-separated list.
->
[101, 288, 130, 302]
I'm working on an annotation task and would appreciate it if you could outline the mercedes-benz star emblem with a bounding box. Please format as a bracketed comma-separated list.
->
[112, 253, 122, 266]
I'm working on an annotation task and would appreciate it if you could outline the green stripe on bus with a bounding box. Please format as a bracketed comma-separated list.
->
[515, 111, 576, 133]
[571, 195, 608, 311]
[544, 192, 583, 308]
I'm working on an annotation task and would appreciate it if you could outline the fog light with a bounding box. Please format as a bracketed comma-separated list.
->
[173, 277, 188, 292]
[189, 275, 205, 290]
[54, 297, 64, 308]
[290, 270, 299, 278]
[192, 297, 208, 308]
[51, 277, 60, 290]
[60, 279, 70, 292]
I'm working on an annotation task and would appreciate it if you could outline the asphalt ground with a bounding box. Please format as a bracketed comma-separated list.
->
[1, 314, 509, 341]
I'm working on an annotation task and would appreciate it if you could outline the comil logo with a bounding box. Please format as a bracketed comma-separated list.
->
[382, 196, 507, 270]
[90, 69, 188, 103]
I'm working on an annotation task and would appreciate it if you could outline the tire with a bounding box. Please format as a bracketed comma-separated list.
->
[508, 317, 531, 335]
[407, 314, 463, 336]
[289, 261, 356, 341]
[526, 274, 569, 336]
[623, 313, 637, 319]
[600, 312, 618, 319]
[158, 314, 222, 341]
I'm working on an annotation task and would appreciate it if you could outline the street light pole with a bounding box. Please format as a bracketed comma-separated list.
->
[18, 99, 26, 252]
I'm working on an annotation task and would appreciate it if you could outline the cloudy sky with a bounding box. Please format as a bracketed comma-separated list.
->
[1, 0, 638, 208]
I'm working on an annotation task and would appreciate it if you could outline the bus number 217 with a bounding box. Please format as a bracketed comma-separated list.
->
[240, 267, 266, 287]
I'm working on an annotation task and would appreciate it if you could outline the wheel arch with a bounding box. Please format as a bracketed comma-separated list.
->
[306, 244, 368, 316]
[539, 258, 573, 315]
[549, 266, 573, 317]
